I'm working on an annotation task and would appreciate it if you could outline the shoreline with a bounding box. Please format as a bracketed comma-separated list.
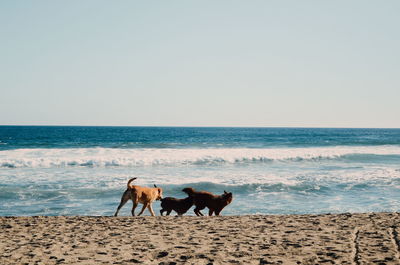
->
[1, 212, 400, 264]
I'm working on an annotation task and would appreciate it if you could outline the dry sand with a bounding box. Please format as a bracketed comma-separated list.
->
[1, 213, 400, 265]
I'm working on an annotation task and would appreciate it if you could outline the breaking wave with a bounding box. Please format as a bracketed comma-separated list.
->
[1, 146, 399, 168]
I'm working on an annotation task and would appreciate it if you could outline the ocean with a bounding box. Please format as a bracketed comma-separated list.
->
[1, 126, 399, 216]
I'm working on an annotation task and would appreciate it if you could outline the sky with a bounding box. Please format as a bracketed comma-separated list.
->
[0, 1, 399, 128]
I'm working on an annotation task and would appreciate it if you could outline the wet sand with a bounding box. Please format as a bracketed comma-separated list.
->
[1, 213, 400, 265]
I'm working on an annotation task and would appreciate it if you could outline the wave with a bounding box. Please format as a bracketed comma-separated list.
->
[3, 178, 400, 205]
[0, 146, 400, 168]
[2, 175, 400, 216]
[0, 181, 325, 200]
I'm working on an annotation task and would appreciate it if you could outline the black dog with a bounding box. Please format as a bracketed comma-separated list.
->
[182, 188, 233, 216]
[160, 196, 194, 216]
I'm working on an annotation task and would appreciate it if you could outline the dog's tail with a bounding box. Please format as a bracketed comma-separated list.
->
[127, 177, 137, 189]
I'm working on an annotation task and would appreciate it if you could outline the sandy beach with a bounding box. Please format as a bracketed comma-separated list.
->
[1, 213, 399, 265]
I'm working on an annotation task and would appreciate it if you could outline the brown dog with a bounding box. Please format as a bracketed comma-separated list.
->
[182, 187, 233, 216]
[159, 196, 194, 216]
[114, 178, 163, 216]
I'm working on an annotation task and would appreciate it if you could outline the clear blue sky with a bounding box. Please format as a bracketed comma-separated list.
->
[1, 1, 399, 127]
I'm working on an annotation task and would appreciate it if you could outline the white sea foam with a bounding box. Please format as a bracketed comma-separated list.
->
[0, 146, 399, 168]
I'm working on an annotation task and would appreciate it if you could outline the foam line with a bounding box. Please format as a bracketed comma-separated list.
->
[0, 146, 399, 168]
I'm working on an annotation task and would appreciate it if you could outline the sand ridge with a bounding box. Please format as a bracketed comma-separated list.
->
[1, 213, 400, 265]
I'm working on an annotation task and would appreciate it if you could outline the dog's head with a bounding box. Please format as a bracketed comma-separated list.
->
[222, 190, 233, 204]
[182, 187, 195, 196]
[154, 184, 163, 200]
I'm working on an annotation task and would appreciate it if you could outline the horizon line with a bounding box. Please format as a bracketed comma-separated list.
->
[0, 124, 399, 129]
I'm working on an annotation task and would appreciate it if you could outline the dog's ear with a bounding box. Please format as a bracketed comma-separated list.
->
[224, 191, 232, 197]
[182, 187, 192, 195]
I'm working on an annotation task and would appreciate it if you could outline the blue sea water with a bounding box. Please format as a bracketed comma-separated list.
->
[0, 126, 400, 216]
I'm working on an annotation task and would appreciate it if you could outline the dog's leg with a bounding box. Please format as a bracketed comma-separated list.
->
[130, 192, 139, 216]
[194, 206, 204, 216]
[148, 204, 156, 216]
[114, 190, 130, 217]
[131, 201, 138, 216]
[167, 210, 172, 216]
[208, 209, 214, 216]
[199, 206, 206, 216]
[194, 208, 200, 216]
[215, 207, 223, 216]
[137, 203, 148, 216]
[160, 209, 165, 216]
